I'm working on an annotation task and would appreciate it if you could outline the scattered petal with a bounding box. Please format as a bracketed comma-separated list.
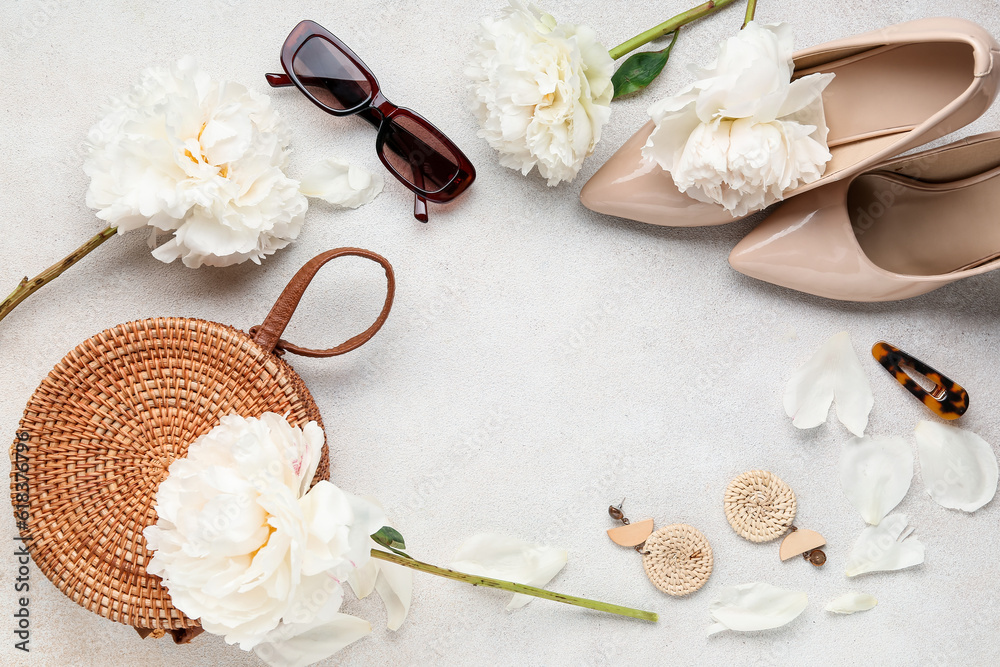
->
[253, 612, 371, 667]
[916, 421, 998, 512]
[784, 331, 874, 437]
[450, 534, 567, 610]
[348, 516, 413, 631]
[299, 158, 384, 208]
[845, 513, 925, 577]
[374, 560, 413, 631]
[825, 592, 878, 614]
[347, 560, 378, 600]
[707, 582, 808, 636]
[840, 436, 913, 525]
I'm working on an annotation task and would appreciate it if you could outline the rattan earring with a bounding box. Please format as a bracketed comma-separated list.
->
[723, 470, 827, 566]
[606, 501, 713, 597]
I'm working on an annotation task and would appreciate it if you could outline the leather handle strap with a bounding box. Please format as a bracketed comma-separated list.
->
[250, 248, 395, 358]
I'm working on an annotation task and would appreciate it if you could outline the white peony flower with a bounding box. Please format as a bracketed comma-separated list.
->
[143, 413, 386, 658]
[642, 22, 835, 216]
[466, 1, 614, 186]
[84, 57, 308, 268]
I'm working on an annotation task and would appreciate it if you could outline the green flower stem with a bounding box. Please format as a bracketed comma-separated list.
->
[743, 0, 758, 27]
[370, 549, 658, 622]
[0, 225, 118, 325]
[608, 0, 741, 60]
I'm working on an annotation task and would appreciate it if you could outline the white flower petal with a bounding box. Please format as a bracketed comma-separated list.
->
[342, 494, 387, 577]
[825, 592, 878, 614]
[777, 72, 836, 118]
[840, 436, 913, 525]
[348, 540, 412, 630]
[467, 1, 613, 185]
[298, 482, 354, 576]
[784, 331, 874, 436]
[916, 421, 998, 512]
[374, 560, 413, 631]
[642, 21, 834, 215]
[845, 513, 925, 577]
[299, 158, 384, 208]
[84, 58, 305, 268]
[143, 412, 384, 659]
[253, 613, 371, 667]
[450, 534, 567, 610]
[347, 560, 378, 600]
[707, 582, 808, 636]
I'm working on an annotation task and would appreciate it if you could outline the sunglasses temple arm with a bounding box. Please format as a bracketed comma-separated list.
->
[413, 194, 428, 223]
[408, 157, 429, 222]
[265, 73, 295, 87]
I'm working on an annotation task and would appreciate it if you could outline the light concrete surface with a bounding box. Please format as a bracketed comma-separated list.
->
[2, 1, 999, 665]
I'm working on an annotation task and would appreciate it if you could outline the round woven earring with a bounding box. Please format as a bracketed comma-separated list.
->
[606, 502, 713, 597]
[723, 470, 827, 566]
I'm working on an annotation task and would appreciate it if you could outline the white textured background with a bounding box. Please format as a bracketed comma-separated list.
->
[2, 1, 1000, 665]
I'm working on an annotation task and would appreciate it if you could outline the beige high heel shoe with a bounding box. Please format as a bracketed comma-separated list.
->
[729, 131, 1000, 301]
[580, 18, 1000, 227]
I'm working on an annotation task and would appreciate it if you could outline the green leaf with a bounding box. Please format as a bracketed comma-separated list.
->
[371, 526, 413, 558]
[372, 526, 407, 550]
[611, 30, 679, 100]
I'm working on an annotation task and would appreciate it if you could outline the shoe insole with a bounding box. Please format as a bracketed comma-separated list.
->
[848, 168, 1000, 276]
[796, 42, 975, 175]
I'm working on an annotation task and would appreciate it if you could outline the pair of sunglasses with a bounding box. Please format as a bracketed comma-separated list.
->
[267, 20, 476, 222]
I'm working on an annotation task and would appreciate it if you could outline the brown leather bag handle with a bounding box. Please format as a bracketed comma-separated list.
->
[250, 248, 395, 358]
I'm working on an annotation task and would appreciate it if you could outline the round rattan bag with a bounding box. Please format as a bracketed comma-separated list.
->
[9, 248, 394, 640]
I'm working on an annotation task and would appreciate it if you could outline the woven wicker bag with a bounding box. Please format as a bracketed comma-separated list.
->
[9, 248, 394, 641]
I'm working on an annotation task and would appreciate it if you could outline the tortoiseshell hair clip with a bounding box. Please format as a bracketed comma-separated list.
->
[871, 341, 969, 420]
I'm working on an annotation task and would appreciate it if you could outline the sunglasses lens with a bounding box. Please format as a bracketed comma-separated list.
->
[381, 114, 461, 195]
[292, 36, 372, 111]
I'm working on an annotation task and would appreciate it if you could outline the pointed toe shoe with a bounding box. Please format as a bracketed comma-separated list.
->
[579, 121, 742, 227]
[729, 131, 1000, 301]
[582, 17, 1000, 227]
